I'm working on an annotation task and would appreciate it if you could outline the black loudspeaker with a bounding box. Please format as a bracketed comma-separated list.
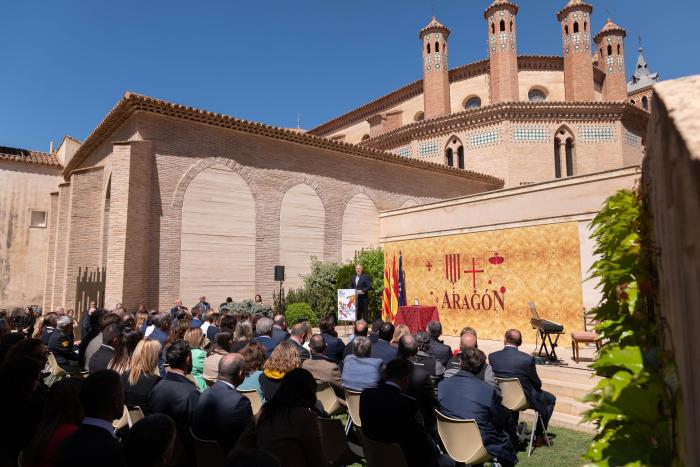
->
[274, 265, 285, 282]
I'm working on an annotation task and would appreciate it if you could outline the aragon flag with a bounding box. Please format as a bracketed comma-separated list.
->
[382, 256, 391, 321]
[390, 254, 399, 317]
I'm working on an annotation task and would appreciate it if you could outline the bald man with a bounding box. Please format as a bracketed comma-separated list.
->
[444, 331, 499, 391]
[489, 329, 556, 446]
[192, 353, 253, 453]
[271, 314, 290, 346]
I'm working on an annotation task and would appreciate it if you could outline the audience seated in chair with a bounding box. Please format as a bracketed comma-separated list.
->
[286, 322, 311, 361]
[444, 330, 499, 392]
[89, 322, 124, 373]
[122, 338, 162, 414]
[123, 414, 177, 467]
[252, 317, 277, 358]
[426, 320, 453, 367]
[48, 316, 78, 370]
[343, 319, 368, 358]
[237, 341, 267, 401]
[271, 315, 290, 347]
[341, 336, 383, 391]
[360, 359, 450, 467]
[368, 319, 383, 344]
[397, 335, 438, 440]
[318, 316, 345, 364]
[414, 331, 446, 383]
[84, 312, 121, 371]
[438, 347, 518, 467]
[192, 353, 253, 454]
[489, 329, 556, 447]
[370, 322, 398, 365]
[303, 334, 344, 398]
[236, 368, 325, 467]
[54, 370, 125, 467]
[259, 340, 302, 401]
[203, 331, 233, 383]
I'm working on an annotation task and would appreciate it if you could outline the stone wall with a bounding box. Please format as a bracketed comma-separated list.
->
[643, 75, 700, 467]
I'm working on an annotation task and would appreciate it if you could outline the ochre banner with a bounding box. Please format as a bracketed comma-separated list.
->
[383, 222, 584, 345]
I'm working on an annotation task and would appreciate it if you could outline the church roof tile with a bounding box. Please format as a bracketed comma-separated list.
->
[0, 146, 62, 167]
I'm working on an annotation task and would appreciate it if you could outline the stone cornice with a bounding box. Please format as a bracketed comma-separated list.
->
[361, 101, 650, 150]
[62, 93, 504, 188]
[308, 55, 567, 136]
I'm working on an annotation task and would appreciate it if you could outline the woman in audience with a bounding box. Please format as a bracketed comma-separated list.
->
[124, 414, 177, 467]
[237, 368, 324, 467]
[39, 312, 57, 345]
[122, 338, 162, 414]
[32, 311, 45, 339]
[167, 319, 191, 346]
[109, 328, 143, 374]
[219, 314, 237, 334]
[391, 324, 411, 347]
[135, 309, 148, 333]
[203, 330, 233, 383]
[4, 338, 49, 369]
[122, 313, 137, 331]
[259, 341, 301, 401]
[23, 378, 83, 467]
[184, 327, 207, 391]
[238, 341, 267, 401]
[232, 319, 253, 352]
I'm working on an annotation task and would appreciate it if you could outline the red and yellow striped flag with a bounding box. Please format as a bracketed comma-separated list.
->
[382, 256, 391, 321]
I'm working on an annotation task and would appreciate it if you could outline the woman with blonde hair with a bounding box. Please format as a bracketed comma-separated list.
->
[184, 327, 207, 391]
[121, 338, 161, 414]
[259, 340, 301, 401]
[232, 320, 253, 352]
[391, 324, 411, 347]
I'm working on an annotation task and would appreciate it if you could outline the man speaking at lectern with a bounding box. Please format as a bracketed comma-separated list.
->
[351, 263, 371, 321]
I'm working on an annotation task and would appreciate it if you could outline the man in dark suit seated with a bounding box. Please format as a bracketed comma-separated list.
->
[55, 370, 125, 467]
[360, 359, 450, 467]
[444, 330, 498, 392]
[438, 347, 518, 467]
[287, 321, 311, 361]
[414, 331, 446, 384]
[192, 353, 252, 454]
[370, 322, 397, 365]
[271, 314, 290, 347]
[426, 320, 453, 367]
[149, 340, 201, 466]
[398, 335, 438, 440]
[489, 329, 556, 447]
[48, 315, 78, 370]
[252, 317, 277, 358]
[343, 319, 368, 359]
[88, 322, 123, 373]
[318, 316, 345, 363]
[303, 334, 344, 397]
[369, 318, 383, 344]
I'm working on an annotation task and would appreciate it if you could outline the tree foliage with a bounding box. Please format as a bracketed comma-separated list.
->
[285, 302, 316, 326]
[584, 189, 679, 466]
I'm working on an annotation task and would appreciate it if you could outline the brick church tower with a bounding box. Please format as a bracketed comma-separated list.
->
[594, 19, 627, 101]
[557, 0, 594, 101]
[484, 0, 519, 104]
[420, 17, 451, 119]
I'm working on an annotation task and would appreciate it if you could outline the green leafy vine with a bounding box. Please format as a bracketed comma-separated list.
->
[584, 189, 679, 466]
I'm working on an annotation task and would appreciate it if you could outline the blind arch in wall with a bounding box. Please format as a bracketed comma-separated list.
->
[341, 193, 379, 262]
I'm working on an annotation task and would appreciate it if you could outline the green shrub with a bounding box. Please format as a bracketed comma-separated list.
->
[225, 299, 273, 317]
[285, 303, 316, 326]
[303, 259, 341, 319]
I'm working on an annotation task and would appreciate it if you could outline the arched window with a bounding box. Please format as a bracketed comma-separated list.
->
[426, 43, 431, 54]
[607, 45, 613, 56]
[491, 23, 495, 35]
[631, 99, 636, 105]
[464, 96, 482, 109]
[457, 146, 465, 169]
[642, 96, 649, 111]
[565, 138, 574, 177]
[510, 21, 513, 32]
[528, 88, 547, 102]
[554, 138, 562, 179]
[617, 44, 621, 55]
[445, 136, 463, 169]
[435, 42, 440, 53]
[564, 24, 569, 35]
[446, 148, 454, 167]
[573, 21, 579, 33]
[413, 111, 425, 122]
[584, 21, 587, 32]
[500, 20, 505, 32]
[361, 134, 370, 142]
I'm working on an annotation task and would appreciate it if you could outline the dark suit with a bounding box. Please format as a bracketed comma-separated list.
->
[40, 326, 55, 345]
[489, 346, 556, 435]
[252, 335, 277, 359]
[427, 337, 453, 367]
[206, 324, 219, 340]
[438, 370, 517, 466]
[370, 339, 397, 365]
[88, 345, 114, 373]
[287, 338, 310, 361]
[192, 381, 252, 454]
[350, 273, 371, 321]
[54, 423, 124, 467]
[406, 360, 438, 439]
[271, 326, 290, 347]
[360, 383, 441, 467]
[122, 372, 160, 414]
[48, 331, 77, 368]
[321, 332, 345, 363]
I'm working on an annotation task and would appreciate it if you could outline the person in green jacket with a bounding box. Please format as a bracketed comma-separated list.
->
[185, 327, 208, 391]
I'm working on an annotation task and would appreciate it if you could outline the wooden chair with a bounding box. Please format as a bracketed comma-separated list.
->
[127, 406, 145, 427]
[435, 410, 497, 465]
[497, 377, 550, 457]
[238, 388, 263, 415]
[571, 308, 601, 362]
[190, 427, 225, 467]
[343, 389, 362, 434]
[362, 435, 407, 467]
[316, 382, 344, 416]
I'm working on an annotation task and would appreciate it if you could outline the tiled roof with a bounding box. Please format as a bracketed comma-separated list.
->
[594, 18, 626, 42]
[557, 0, 592, 21]
[0, 146, 62, 167]
[627, 48, 660, 93]
[484, 0, 518, 18]
[62, 93, 503, 189]
[420, 16, 450, 37]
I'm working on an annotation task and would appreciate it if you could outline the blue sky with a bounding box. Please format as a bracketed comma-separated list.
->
[1, 0, 698, 151]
